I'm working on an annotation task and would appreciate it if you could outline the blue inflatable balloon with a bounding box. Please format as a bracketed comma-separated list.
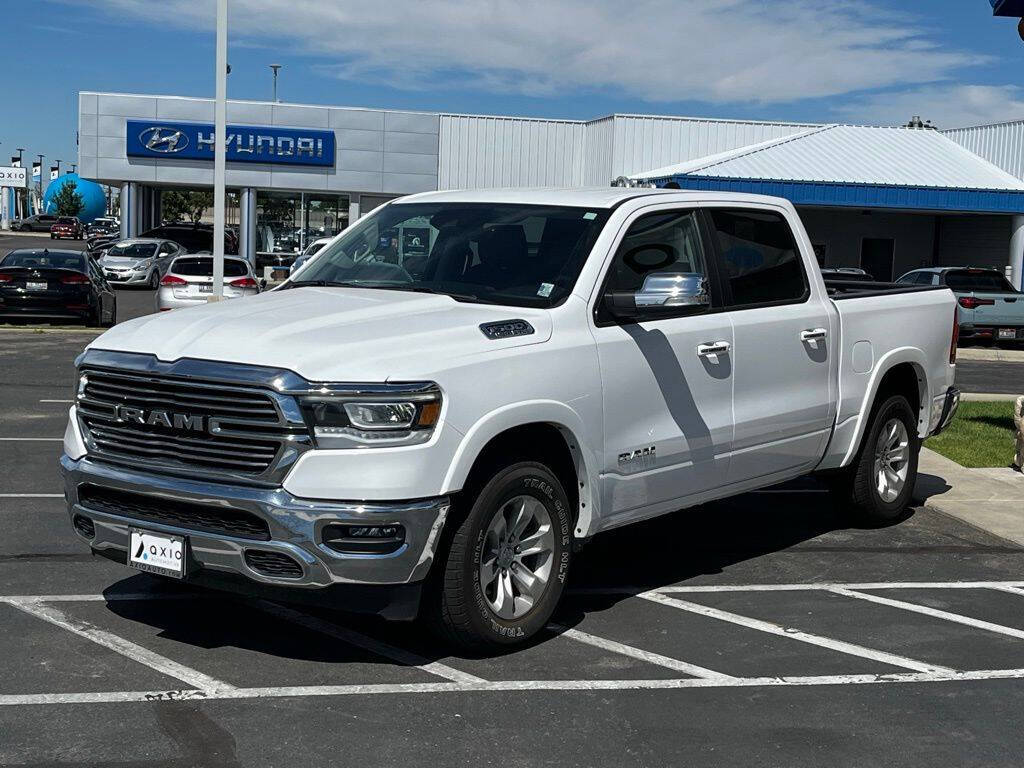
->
[42, 174, 107, 224]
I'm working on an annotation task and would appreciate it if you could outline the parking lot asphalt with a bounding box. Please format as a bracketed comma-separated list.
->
[2, 328, 1024, 766]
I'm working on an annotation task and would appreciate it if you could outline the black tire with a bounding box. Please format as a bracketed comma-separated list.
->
[431, 462, 573, 650]
[830, 394, 919, 523]
[85, 305, 100, 328]
[149, 270, 160, 290]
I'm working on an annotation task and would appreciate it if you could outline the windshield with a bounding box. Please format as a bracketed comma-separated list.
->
[945, 270, 1017, 293]
[1, 251, 85, 271]
[106, 243, 157, 260]
[288, 203, 610, 307]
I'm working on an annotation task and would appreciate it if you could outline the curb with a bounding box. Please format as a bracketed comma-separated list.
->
[960, 393, 1023, 402]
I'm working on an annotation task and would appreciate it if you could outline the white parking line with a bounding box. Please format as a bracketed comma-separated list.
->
[39, 399, 73, 404]
[572, 580, 1024, 596]
[5, 667, 1024, 706]
[0, 437, 62, 442]
[992, 585, 1024, 597]
[0, 494, 63, 498]
[2, 598, 235, 694]
[638, 591, 953, 674]
[250, 599, 486, 685]
[550, 624, 736, 680]
[829, 587, 1024, 640]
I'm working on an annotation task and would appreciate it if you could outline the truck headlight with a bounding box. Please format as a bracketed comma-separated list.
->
[299, 390, 441, 448]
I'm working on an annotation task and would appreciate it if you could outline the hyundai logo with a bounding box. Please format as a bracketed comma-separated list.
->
[139, 127, 189, 154]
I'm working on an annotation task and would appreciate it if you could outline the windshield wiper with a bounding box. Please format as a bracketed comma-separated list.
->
[283, 279, 363, 289]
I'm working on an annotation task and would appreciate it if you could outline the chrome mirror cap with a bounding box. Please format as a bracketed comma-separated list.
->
[635, 272, 709, 308]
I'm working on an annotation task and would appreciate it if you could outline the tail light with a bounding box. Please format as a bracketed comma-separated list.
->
[228, 276, 258, 288]
[958, 296, 995, 309]
[160, 274, 187, 286]
[0, 273, 13, 283]
[60, 273, 90, 284]
[950, 305, 959, 365]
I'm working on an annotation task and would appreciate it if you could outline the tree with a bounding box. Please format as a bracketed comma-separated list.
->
[162, 190, 214, 224]
[52, 183, 85, 217]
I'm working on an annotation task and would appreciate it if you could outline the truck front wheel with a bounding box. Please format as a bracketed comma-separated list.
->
[830, 394, 920, 523]
[432, 462, 573, 649]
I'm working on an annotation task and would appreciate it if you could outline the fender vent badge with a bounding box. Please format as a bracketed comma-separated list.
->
[480, 319, 535, 340]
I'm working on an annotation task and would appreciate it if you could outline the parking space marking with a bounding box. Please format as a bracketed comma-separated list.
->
[0, 494, 63, 498]
[608, 580, 1024, 594]
[39, 399, 73, 404]
[2, 597, 235, 694]
[250, 599, 487, 684]
[550, 624, 737, 680]
[638, 591, 953, 674]
[6, 668, 1024, 707]
[0, 437, 62, 442]
[829, 587, 1024, 640]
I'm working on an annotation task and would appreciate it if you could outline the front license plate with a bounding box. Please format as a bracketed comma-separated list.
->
[26, 281, 47, 291]
[128, 528, 186, 579]
[998, 328, 1018, 339]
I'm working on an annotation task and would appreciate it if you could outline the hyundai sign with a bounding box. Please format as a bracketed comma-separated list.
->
[125, 120, 335, 166]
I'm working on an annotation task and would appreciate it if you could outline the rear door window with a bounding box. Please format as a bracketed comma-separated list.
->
[707, 209, 808, 307]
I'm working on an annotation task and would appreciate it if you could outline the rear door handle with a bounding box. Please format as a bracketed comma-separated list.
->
[697, 341, 731, 357]
[800, 328, 828, 341]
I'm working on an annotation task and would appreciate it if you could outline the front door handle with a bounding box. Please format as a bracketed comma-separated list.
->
[697, 341, 731, 357]
[800, 328, 828, 341]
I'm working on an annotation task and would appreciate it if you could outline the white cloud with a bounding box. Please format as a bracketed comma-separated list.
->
[76, 0, 987, 106]
[835, 84, 1024, 130]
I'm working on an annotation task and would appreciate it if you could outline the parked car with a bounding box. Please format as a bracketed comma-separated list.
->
[156, 255, 259, 310]
[11, 214, 58, 232]
[140, 222, 238, 256]
[97, 239, 187, 289]
[50, 216, 83, 240]
[289, 237, 334, 276]
[897, 267, 1024, 343]
[0, 248, 116, 326]
[62, 189, 959, 649]
[86, 217, 120, 237]
[86, 233, 120, 257]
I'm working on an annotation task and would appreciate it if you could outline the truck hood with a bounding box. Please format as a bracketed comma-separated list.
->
[88, 286, 553, 381]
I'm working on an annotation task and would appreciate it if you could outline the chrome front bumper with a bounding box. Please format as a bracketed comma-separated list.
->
[61, 455, 450, 589]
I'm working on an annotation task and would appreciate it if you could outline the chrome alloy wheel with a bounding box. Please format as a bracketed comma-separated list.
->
[874, 417, 910, 503]
[478, 494, 555, 620]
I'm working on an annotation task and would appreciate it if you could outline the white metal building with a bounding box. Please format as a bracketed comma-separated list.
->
[78, 92, 1024, 286]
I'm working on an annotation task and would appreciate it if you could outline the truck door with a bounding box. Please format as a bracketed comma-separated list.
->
[703, 206, 834, 482]
[592, 207, 734, 526]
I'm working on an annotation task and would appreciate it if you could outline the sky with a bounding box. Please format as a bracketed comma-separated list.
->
[2, 0, 1023, 175]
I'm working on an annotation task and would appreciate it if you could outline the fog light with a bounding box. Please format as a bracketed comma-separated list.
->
[322, 523, 406, 555]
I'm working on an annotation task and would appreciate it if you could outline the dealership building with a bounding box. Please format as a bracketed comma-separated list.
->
[78, 91, 1024, 286]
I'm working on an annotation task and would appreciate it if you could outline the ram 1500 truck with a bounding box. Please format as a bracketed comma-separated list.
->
[62, 189, 960, 648]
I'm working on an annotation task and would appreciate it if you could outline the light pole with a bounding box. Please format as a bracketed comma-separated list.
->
[211, 0, 229, 300]
[270, 64, 282, 102]
[15, 148, 25, 218]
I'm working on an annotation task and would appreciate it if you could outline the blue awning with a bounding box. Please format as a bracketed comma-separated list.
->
[649, 176, 1024, 215]
[992, 0, 1024, 17]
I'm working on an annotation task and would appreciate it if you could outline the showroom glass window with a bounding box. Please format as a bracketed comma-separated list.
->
[707, 208, 808, 307]
[255, 191, 350, 259]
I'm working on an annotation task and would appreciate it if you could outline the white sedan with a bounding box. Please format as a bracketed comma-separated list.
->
[156, 255, 260, 311]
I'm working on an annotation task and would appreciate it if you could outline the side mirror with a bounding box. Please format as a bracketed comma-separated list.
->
[605, 272, 709, 318]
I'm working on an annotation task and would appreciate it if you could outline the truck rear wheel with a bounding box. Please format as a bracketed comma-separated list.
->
[432, 462, 572, 649]
[831, 394, 919, 523]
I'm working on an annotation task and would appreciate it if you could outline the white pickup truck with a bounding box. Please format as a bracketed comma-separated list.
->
[62, 188, 960, 648]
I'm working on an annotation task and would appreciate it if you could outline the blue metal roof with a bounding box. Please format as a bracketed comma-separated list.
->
[992, 0, 1024, 16]
[649, 175, 1024, 214]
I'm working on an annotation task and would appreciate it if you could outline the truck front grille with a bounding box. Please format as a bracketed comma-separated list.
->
[78, 484, 271, 540]
[76, 367, 310, 483]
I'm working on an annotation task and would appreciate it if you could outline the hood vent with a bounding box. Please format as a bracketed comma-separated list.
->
[479, 319, 535, 340]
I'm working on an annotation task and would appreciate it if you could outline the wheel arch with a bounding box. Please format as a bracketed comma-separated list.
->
[442, 402, 598, 537]
[841, 348, 930, 467]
